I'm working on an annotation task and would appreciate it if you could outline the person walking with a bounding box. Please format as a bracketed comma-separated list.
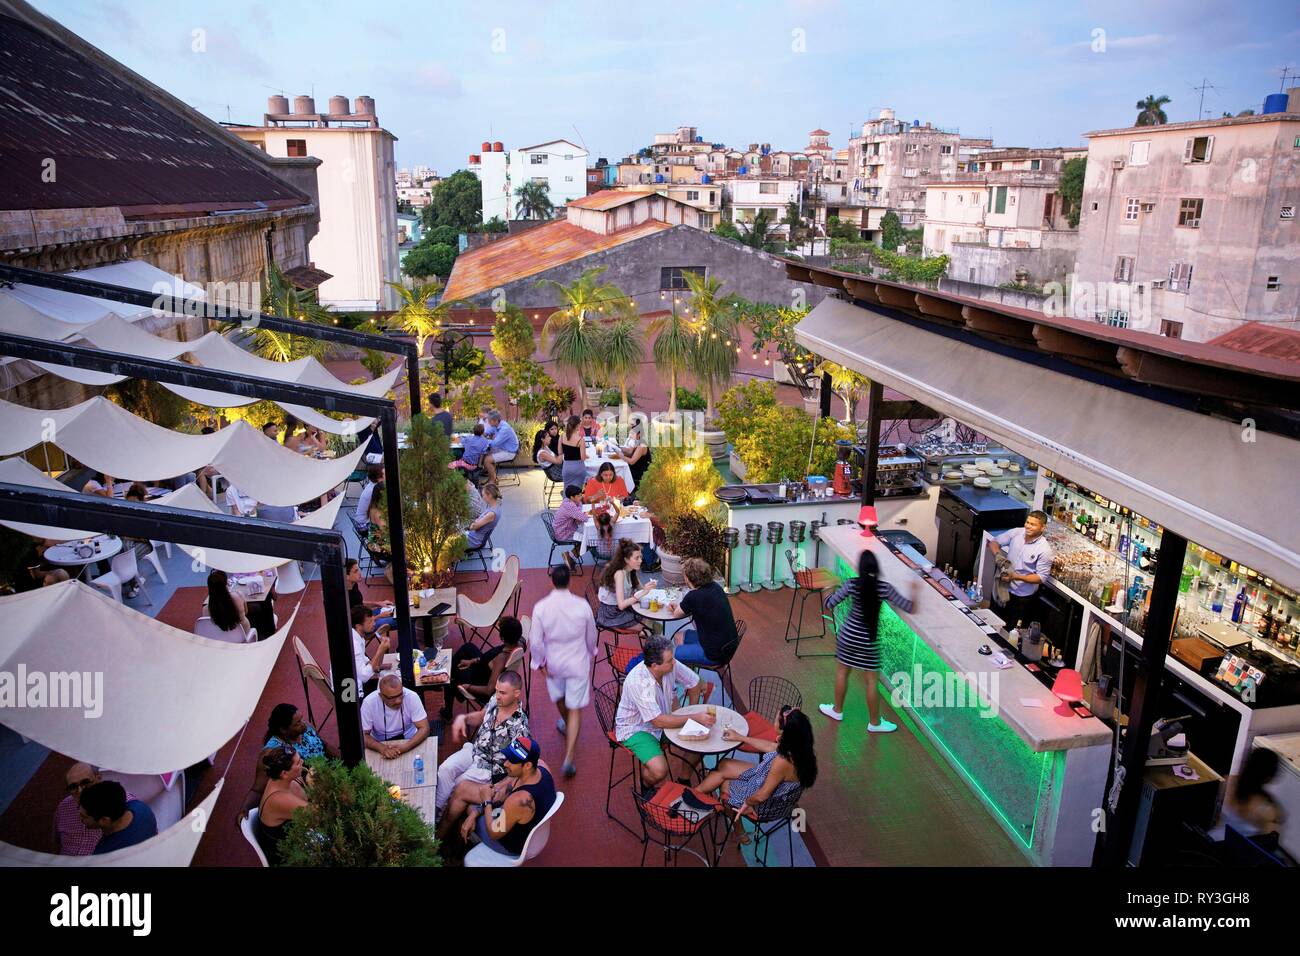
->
[818, 548, 920, 734]
[530, 564, 598, 777]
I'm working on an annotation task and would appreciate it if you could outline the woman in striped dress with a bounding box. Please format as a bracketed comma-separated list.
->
[818, 549, 920, 734]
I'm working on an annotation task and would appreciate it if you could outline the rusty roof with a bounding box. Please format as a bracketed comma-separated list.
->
[443, 219, 672, 300]
[1208, 322, 1300, 363]
[784, 260, 1300, 415]
[0, 12, 310, 214]
[567, 190, 655, 210]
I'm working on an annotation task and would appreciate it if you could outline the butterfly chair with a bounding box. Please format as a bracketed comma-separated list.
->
[293, 636, 335, 732]
[463, 792, 565, 867]
[456, 554, 520, 648]
[194, 615, 257, 644]
[593, 680, 640, 838]
[241, 808, 270, 867]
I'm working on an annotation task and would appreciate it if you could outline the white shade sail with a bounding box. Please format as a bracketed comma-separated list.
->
[0, 302, 385, 436]
[0, 458, 343, 573]
[0, 581, 296, 773]
[0, 779, 224, 867]
[795, 297, 1300, 587]
[0, 397, 367, 506]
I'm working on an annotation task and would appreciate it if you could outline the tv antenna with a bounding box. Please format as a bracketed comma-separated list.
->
[1188, 78, 1220, 119]
[1280, 66, 1299, 91]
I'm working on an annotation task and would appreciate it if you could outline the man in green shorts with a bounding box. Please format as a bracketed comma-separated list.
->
[614, 636, 715, 791]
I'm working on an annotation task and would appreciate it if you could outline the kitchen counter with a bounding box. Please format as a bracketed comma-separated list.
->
[819, 523, 1112, 865]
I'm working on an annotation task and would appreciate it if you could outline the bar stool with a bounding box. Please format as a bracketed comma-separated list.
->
[788, 520, 807, 579]
[741, 523, 763, 593]
[810, 519, 826, 568]
[762, 521, 785, 591]
[784, 549, 838, 657]
[722, 527, 741, 595]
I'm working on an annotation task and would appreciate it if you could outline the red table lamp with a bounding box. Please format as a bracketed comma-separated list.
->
[858, 504, 878, 538]
[1051, 668, 1083, 716]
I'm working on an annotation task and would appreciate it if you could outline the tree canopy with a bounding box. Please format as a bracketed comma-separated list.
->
[421, 169, 482, 232]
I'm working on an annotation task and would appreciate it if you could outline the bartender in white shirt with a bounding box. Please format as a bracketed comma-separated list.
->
[986, 510, 1054, 630]
[361, 674, 431, 760]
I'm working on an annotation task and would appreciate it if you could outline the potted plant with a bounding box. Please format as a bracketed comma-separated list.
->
[540, 267, 631, 407]
[662, 512, 728, 578]
[278, 759, 440, 866]
[636, 443, 723, 585]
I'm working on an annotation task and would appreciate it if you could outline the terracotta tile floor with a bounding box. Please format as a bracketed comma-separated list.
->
[0, 566, 1025, 867]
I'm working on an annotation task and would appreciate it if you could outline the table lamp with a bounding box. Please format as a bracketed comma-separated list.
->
[1051, 668, 1083, 716]
[858, 504, 878, 537]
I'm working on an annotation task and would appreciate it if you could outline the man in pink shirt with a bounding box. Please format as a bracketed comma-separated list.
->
[55, 762, 136, 855]
[530, 564, 597, 778]
[551, 484, 587, 572]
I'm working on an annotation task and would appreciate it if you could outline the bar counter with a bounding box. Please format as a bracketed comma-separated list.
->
[818, 524, 1112, 865]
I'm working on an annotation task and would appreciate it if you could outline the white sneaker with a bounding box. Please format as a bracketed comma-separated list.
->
[818, 703, 843, 722]
[867, 719, 898, 734]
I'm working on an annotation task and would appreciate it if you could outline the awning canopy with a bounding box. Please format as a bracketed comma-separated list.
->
[0, 580, 295, 774]
[0, 780, 223, 867]
[796, 297, 1300, 587]
[0, 458, 343, 572]
[0, 396, 367, 507]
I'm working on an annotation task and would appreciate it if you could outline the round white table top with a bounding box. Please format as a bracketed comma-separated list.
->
[663, 704, 749, 754]
[45, 535, 123, 567]
[635, 587, 687, 622]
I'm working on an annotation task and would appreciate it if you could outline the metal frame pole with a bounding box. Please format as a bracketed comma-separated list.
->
[379, 408, 415, 687]
[860, 380, 884, 506]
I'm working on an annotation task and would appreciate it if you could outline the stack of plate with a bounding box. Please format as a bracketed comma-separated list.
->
[996, 458, 1011, 469]
[961, 464, 982, 478]
[973, 476, 993, 488]
[1008, 463, 1022, 473]
[944, 470, 964, 482]
[984, 466, 1005, 477]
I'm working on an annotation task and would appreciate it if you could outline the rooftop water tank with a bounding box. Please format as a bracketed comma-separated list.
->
[482, 141, 492, 152]
[469, 154, 480, 165]
[701, 174, 711, 184]
[912, 119, 920, 127]
[696, 135, 703, 142]
[267, 95, 289, 115]
[354, 95, 376, 116]
[328, 95, 350, 116]
[293, 95, 316, 115]
[879, 107, 895, 121]
[655, 174, 665, 183]
[493, 141, 504, 152]
[738, 165, 748, 175]
[1263, 92, 1289, 114]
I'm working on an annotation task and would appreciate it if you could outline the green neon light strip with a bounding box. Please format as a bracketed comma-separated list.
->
[833, 558, 1050, 851]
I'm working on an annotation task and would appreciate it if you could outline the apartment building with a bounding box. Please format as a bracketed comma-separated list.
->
[848, 108, 962, 227]
[1074, 99, 1300, 341]
[924, 147, 1083, 286]
[722, 177, 804, 237]
[467, 138, 589, 222]
[228, 94, 399, 311]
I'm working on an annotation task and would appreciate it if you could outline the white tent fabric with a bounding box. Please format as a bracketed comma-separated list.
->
[0, 305, 380, 435]
[0, 458, 343, 573]
[0, 780, 224, 867]
[5, 260, 206, 326]
[795, 297, 1300, 587]
[0, 581, 295, 773]
[0, 397, 367, 506]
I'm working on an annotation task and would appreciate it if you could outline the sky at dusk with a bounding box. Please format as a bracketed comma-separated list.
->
[32, 0, 1300, 174]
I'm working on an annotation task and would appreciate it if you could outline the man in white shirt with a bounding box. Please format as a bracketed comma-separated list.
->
[361, 674, 431, 759]
[615, 636, 714, 790]
[353, 463, 384, 529]
[987, 510, 1054, 631]
[347, 605, 389, 696]
[530, 564, 597, 778]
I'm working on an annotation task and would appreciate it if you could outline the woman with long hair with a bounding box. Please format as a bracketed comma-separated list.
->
[596, 538, 654, 630]
[533, 420, 563, 482]
[560, 414, 586, 492]
[583, 461, 629, 504]
[207, 569, 249, 635]
[621, 420, 652, 486]
[818, 548, 920, 733]
[694, 707, 817, 843]
[1213, 747, 1285, 839]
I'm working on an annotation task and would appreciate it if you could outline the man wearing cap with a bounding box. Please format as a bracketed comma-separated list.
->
[987, 510, 1054, 631]
[435, 672, 530, 835]
[459, 735, 557, 858]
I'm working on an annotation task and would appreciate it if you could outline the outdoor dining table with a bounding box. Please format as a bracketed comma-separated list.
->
[44, 535, 123, 580]
[663, 704, 750, 761]
[393, 586, 457, 648]
[583, 442, 636, 492]
[575, 505, 653, 555]
[635, 588, 690, 636]
[110, 485, 169, 500]
[365, 735, 439, 825]
[227, 569, 278, 637]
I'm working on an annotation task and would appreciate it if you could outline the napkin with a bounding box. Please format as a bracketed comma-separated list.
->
[679, 718, 710, 739]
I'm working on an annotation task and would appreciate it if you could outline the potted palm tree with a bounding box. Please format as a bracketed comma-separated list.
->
[595, 313, 643, 426]
[540, 267, 630, 411]
[682, 271, 739, 460]
[649, 304, 694, 443]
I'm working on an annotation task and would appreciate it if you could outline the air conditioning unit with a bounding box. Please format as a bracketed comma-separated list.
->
[1111, 158, 1125, 170]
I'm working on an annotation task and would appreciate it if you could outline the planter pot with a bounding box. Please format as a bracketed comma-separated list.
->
[729, 451, 748, 480]
[658, 548, 685, 586]
[584, 387, 605, 410]
[700, 427, 728, 461]
[803, 391, 822, 417]
[424, 615, 450, 650]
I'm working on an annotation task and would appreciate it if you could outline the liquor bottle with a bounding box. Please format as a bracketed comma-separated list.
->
[1211, 581, 1226, 616]
[1231, 584, 1249, 624]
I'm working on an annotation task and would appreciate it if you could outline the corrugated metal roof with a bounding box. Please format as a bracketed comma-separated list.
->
[0, 13, 309, 213]
[567, 190, 655, 210]
[443, 219, 672, 300]
[1208, 322, 1300, 363]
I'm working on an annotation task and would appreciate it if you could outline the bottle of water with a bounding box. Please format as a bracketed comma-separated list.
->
[413, 755, 424, 786]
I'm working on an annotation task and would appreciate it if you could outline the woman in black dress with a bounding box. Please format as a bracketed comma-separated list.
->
[818, 549, 919, 734]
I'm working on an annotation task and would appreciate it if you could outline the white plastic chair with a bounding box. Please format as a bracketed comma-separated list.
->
[195, 615, 257, 644]
[276, 560, 306, 594]
[100, 770, 186, 832]
[241, 808, 270, 867]
[91, 550, 148, 605]
[142, 544, 168, 584]
[464, 791, 565, 867]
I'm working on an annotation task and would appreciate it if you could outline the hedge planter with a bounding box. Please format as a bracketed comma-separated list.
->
[700, 426, 728, 461]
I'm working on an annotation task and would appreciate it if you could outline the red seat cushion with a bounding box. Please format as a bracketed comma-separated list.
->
[646, 782, 721, 834]
[739, 710, 779, 753]
[796, 568, 838, 590]
[609, 645, 640, 673]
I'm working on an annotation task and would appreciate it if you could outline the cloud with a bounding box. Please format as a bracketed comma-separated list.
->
[196, 26, 274, 80]
[413, 63, 464, 97]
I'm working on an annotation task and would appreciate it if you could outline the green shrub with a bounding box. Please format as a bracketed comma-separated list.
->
[674, 386, 706, 411]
